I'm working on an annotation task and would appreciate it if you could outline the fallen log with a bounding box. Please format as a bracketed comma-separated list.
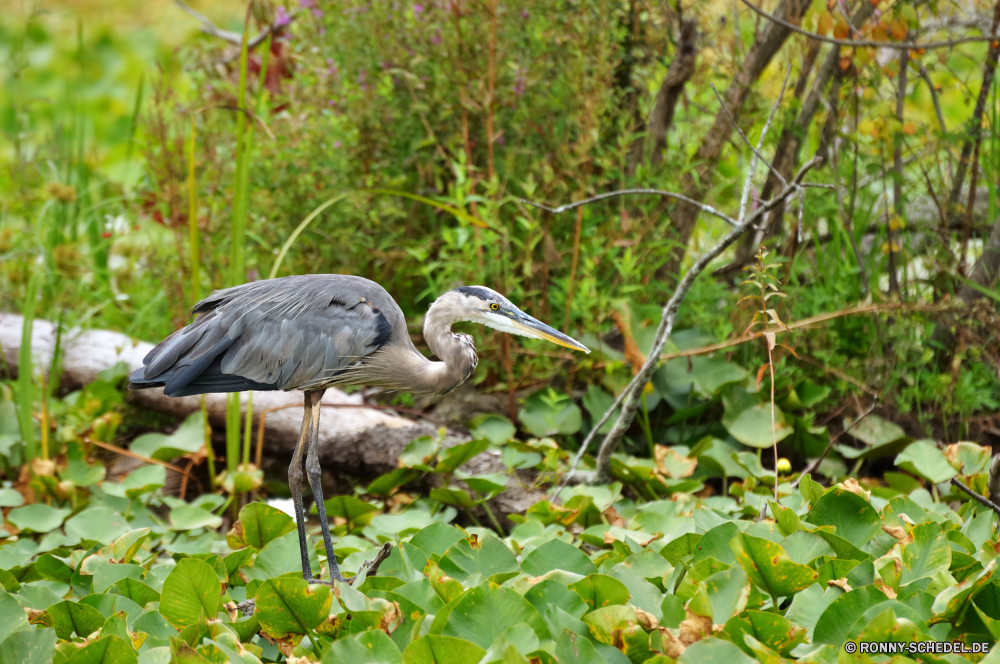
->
[0, 313, 544, 524]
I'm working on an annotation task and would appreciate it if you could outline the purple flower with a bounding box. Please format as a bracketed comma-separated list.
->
[521, 10, 529, 19]
[513, 66, 527, 96]
[334, 141, 343, 148]
[299, 0, 315, 7]
[311, 8, 324, 18]
[247, 270, 260, 282]
[413, 3, 424, 14]
[873, 8, 881, 20]
[357, 69, 368, 90]
[431, 30, 442, 44]
[274, 6, 290, 26]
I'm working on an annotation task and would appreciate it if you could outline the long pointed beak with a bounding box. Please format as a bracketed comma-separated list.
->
[512, 314, 591, 354]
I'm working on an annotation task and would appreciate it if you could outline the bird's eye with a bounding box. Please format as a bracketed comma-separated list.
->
[490, 303, 499, 310]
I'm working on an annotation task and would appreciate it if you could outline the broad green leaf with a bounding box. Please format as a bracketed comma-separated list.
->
[469, 415, 516, 444]
[324, 628, 402, 664]
[721, 387, 792, 448]
[900, 522, 951, 585]
[112, 528, 150, 564]
[730, 534, 818, 599]
[721, 610, 806, 656]
[408, 523, 466, 558]
[441, 585, 549, 650]
[569, 574, 630, 611]
[0, 488, 24, 507]
[856, 606, 921, 642]
[693, 523, 739, 566]
[116, 578, 161, 607]
[65, 507, 130, 545]
[523, 580, 589, 619]
[812, 587, 892, 645]
[0, 627, 57, 664]
[554, 628, 606, 664]
[35, 553, 73, 583]
[226, 502, 296, 551]
[121, 465, 167, 498]
[518, 389, 582, 437]
[64, 635, 137, 664]
[582, 385, 620, 435]
[583, 605, 652, 664]
[399, 436, 441, 469]
[94, 562, 144, 593]
[315, 495, 378, 530]
[402, 635, 486, 664]
[702, 567, 750, 625]
[0, 588, 28, 644]
[6, 504, 70, 534]
[436, 439, 489, 473]
[780, 531, 835, 565]
[439, 536, 520, 582]
[48, 599, 108, 639]
[931, 560, 996, 621]
[806, 489, 882, 548]
[256, 577, 332, 638]
[129, 412, 204, 461]
[521, 539, 597, 577]
[169, 505, 223, 531]
[158, 558, 221, 628]
[895, 441, 958, 485]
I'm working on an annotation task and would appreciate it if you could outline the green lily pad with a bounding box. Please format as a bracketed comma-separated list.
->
[721, 387, 793, 449]
[518, 389, 582, 437]
[168, 505, 223, 531]
[568, 574, 630, 611]
[48, 600, 107, 640]
[469, 415, 516, 445]
[6, 504, 70, 534]
[901, 522, 951, 585]
[806, 488, 882, 549]
[436, 439, 489, 473]
[721, 610, 806, 656]
[895, 441, 958, 484]
[439, 536, 520, 582]
[158, 558, 221, 628]
[0, 588, 28, 644]
[402, 635, 486, 664]
[441, 585, 549, 650]
[324, 628, 402, 663]
[583, 604, 652, 664]
[522, 539, 597, 578]
[65, 635, 137, 664]
[226, 502, 296, 551]
[730, 533, 818, 599]
[0, 627, 57, 664]
[256, 577, 332, 638]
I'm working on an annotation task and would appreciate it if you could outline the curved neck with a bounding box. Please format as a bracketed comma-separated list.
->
[414, 296, 479, 394]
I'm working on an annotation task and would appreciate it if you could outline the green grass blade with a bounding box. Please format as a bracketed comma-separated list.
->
[17, 272, 43, 460]
[268, 193, 351, 279]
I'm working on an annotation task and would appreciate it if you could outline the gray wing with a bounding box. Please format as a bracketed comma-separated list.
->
[128, 275, 395, 396]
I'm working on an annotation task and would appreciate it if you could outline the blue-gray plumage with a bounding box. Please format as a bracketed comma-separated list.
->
[128, 273, 589, 586]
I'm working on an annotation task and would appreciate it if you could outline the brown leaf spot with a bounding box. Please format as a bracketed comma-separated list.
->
[882, 524, 906, 540]
[827, 578, 852, 592]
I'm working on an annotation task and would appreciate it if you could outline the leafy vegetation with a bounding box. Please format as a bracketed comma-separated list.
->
[4, 0, 1000, 661]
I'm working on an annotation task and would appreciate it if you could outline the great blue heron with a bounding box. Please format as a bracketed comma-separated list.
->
[128, 274, 589, 584]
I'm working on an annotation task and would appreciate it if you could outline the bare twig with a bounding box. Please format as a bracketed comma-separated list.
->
[83, 435, 203, 493]
[709, 80, 788, 193]
[555, 156, 825, 492]
[740, 65, 792, 222]
[175, 0, 292, 50]
[519, 189, 738, 227]
[739, 0, 998, 50]
[657, 303, 957, 361]
[951, 477, 1000, 520]
[790, 400, 879, 487]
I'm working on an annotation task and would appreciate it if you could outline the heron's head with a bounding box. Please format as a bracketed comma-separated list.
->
[429, 286, 590, 354]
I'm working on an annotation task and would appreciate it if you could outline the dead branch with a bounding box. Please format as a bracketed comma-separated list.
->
[739, 0, 998, 50]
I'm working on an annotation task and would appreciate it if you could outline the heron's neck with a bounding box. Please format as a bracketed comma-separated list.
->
[413, 299, 479, 395]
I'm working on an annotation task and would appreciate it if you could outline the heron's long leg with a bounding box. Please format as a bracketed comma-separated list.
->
[304, 389, 349, 582]
[289, 399, 314, 581]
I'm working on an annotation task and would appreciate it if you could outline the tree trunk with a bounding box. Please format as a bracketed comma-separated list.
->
[654, 0, 811, 284]
[725, 0, 876, 275]
[646, 17, 699, 166]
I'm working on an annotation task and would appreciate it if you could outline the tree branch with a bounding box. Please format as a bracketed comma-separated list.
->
[519, 189, 738, 227]
[175, 0, 293, 50]
[553, 151, 825, 493]
[739, 0, 998, 50]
